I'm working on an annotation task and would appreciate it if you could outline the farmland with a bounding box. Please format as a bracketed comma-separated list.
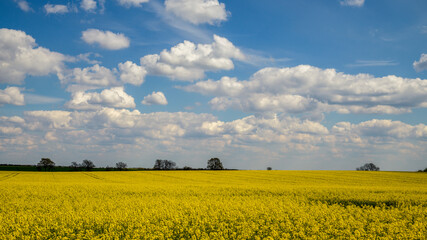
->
[0, 171, 426, 239]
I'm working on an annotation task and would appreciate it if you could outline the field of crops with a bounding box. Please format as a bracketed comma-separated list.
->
[0, 170, 426, 239]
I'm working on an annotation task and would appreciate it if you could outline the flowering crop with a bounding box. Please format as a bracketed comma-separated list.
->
[0, 170, 426, 239]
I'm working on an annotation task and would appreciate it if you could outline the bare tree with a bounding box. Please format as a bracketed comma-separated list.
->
[356, 163, 380, 171]
[207, 158, 224, 170]
[81, 159, 95, 171]
[116, 162, 127, 170]
[37, 158, 55, 171]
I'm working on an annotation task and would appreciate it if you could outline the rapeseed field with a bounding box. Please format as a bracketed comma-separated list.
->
[0, 170, 426, 239]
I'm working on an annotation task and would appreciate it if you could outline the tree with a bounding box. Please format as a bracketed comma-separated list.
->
[207, 158, 224, 170]
[267, 167, 272, 170]
[116, 162, 127, 170]
[153, 159, 176, 170]
[37, 158, 55, 171]
[81, 159, 95, 171]
[70, 161, 81, 171]
[164, 160, 176, 170]
[356, 163, 380, 171]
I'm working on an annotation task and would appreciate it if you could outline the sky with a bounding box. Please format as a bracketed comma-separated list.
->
[0, 0, 426, 170]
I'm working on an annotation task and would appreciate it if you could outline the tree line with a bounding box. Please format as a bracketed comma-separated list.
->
[27, 158, 427, 172]
[35, 157, 225, 171]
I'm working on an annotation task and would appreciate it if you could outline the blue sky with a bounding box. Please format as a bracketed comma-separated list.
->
[0, 0, 426, 170]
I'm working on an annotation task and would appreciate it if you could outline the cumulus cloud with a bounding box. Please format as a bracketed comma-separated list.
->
[140, 35, 244, 81]
[117, 0, 149, 8]
[0, 28, 66, 85]
[340, 0, 365, 7]
[59, 64, 118, 91]
[2, 108, 426, 152]
[24, 110, 73, 130]
[413, 53, 427, 72]
[1, 108, 426, 169]
[81, 29, 130, 50]
[182, 65, 427, 115]
[66, 87, 136, 110]
[332, 119, 427, 140]
[141, 91, 168, 105]
[0, 126, 23, 135]
[60, 61, 146, 91]
[44, 4, 69, 14]
[118, 61, 147, 86]
[165, 0, 228, 25]
[81, 0, 97, 11]
[0, 87, 25, 106]
[180, 76, 243, 96]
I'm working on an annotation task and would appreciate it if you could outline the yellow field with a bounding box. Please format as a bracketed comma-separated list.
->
[0, 170, 426, 239]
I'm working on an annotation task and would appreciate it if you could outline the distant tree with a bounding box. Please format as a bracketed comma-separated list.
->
[37, 158, 55, 171]
[356, 163, 380, 171]
[267, 167, 272, 170]
[70, 161, 81, 171]
[164, 160, 176, 170]
[81, 159, 95, 171]
[207, 158, 224, 170]
[153, 159, 176, 170]
[183, 166, 192, 170]
[116, 162, 127, 170]
[153, 159, 164, 170]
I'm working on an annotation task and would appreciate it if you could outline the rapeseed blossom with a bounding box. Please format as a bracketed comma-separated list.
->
[0, 170, 426, 239]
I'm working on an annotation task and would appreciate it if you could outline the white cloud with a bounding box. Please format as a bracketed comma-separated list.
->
[0, 87, 25, 106]
[183, 65, 427, 115]
[1, 108, 426, 170]
[0, 126, 23, 135]
[140, 35, 244, 81]
[59, 64, 118, 91]
[60, 61, 147, 91]
[44, 4, 69, 14]
[180, 76, 243, 96]
[117, 0, 149, 8]
[4, 108, 426, 152]
[150, 0, 212, 42]
[81, 29, 130, 50]
[24, 94, 64, 105]
[15, 0, 32, 12]
[118, 61, 147, 86]
[165, 0, 228, 25]
[0, 28, 66, 85]
[24, 110, 73, 130]
[141, 91, 168, 105]
[333, 119, 427, 140]
[413, 54, 427, 72]
[346, 60, 398, 67]
[81, 0, 97, 11]
[70, 52, 102, 65]
[66, 87, 136, 110]
[340, 0, 365, 7]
